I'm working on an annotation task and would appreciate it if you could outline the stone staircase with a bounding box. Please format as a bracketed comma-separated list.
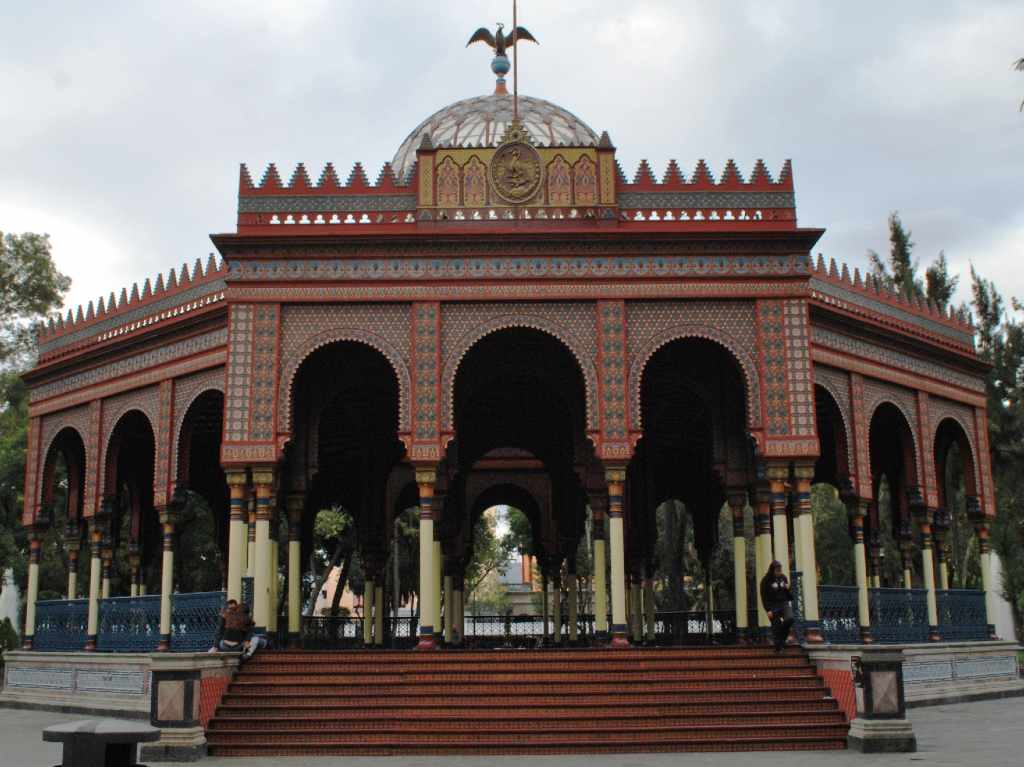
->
[206, 646, 848, 756]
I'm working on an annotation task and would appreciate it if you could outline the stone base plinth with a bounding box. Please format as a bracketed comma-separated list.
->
[139, 725, 206, 762]
[847, 717, 917, 753]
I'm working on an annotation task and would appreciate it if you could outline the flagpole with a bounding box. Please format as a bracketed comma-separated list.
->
[512, 0, 519, 121]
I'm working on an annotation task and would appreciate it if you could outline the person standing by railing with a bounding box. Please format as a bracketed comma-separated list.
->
[760, 561, 794, 653]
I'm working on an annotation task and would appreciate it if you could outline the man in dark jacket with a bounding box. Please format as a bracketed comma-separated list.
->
[759, 561, 793, 652]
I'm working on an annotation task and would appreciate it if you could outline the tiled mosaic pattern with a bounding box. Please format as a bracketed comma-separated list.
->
[850, 373, 872, 496]
[30, 329, 227, 404]
[277, 304, 412, 435]
[597, 301, 627, 441]
[98, 386, 160, 499]
[784, 300, 814, 436]
[412, 303, 440, 446]
[440, 302, 599, 432]
[171, 367, 226, 486]
[225, 306, 254, 443]
[813, 366, 853, 476]
[759, 301, 789, 436]
[155, 380, 173, 508]
[626, 300, 760, 432]
[251, 305, 280, 441]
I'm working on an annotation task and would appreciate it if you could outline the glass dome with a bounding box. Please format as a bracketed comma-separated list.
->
[392, 93, 599, 182]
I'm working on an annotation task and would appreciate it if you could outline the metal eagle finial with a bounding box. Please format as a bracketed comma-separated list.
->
[466, 22, 538, 57]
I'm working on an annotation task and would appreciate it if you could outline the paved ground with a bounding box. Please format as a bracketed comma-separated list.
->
[1, 697, 1021, 767]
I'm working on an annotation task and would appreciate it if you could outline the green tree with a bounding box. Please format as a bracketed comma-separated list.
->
[925, 252, 959, 309]
[970, 266, 1024, 638]
[1, 232, 71, 369]
[868, 212, 922, 299]
[811, 484, 855, 586]
[0, 233, 70, 614]
[464, 507, 516, 606]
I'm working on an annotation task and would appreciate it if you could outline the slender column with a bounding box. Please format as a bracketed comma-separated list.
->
[767, 466, 791, 571]
[541, 573, 549, 642]
[363, 578, 375, 645]
[898, 518, 915, 590]
[157, 508, 176, 651]
[792, 465, 823, 643]
[868, 524, 883, 589]
[23, 525, 45, 649]
[568, 571, 579, 643]
[246, 487, 257, 580]
[226, 472, 248, 602]
[433, 538, 443, 641]
[66, 522, 80, 600]
[969, 499, 998, 638]
[251, 469, 274, 637]
[267, 534, 280, 637]
[452, 574, 464, 644]
[286, 495, 302, 647]
[753, 484, 773, 634]
[374, 583, 384, 646]
[84, 520, 102, 650]
[100, 540, 112, 600]
[642, 567, 655, 644]
[443, 573, 454, 644]
[629, 573, 642, 643]
[128, 544, 140, 598]
[605, 467, 629, 647]
[911, 497, 940, 641]
[845, 492, 873, 642]
[591, 500, 609, 636]
[728, 492, 748, 640]
[415, 469, 438, 650]
[933, 508, 950, 591]
[552, 569, 563, 644]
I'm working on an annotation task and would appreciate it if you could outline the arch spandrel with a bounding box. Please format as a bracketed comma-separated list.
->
[864, 379, 922, 488]
[277, 304, 413, 438]
[99, 387, 159, 502]
[37, 406, 91, 514]
[628, 325, 761, 432]
[813, 366, 855, 485]
[440, 303, 600, 433]
[171, 367, 226, 487]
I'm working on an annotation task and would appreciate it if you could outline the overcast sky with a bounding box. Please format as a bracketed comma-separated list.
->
[2, 1, 1022, 316]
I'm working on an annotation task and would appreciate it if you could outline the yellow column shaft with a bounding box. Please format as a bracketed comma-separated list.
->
[593, 538, 608, 633]
[363, 578, 375, 644]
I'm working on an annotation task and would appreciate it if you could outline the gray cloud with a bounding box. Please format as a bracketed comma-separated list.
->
[2, 0, 1022, 314]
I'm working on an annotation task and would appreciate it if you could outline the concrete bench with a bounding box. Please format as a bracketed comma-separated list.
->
[43, 719, 160, 767]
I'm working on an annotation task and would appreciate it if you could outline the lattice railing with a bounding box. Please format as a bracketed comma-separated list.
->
[97, 595, 161, 652]
[33, 599, 88, 651]
[301, 616, 363, 649]
[937, 589, 989, 642]
[241, 577, 253, 612]
[169, 591, 225, 652]
[869, 588, 929, 644]
[818, 585, 861, 644]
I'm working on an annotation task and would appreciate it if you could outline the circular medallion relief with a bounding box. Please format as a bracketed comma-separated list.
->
[489, 142, 543, 204]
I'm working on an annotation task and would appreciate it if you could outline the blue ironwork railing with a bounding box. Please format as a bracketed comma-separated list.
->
[937, 589, 989, 642]
[169, 591, 226, 652]
[818, 585, 861, 644]
[789, 570, 806, 643]
[301, 616, 363, 649]
[33, 599, 88, 651]
[97, 595, 161, 652]
[869, 587, 929, 644]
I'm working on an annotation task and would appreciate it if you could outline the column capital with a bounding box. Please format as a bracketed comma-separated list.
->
[792, 462, 815, 481]
[251, 466, 276, 487]
[158, 506, 178, 528]
[764, 462, 790, 483]
[414, 465, 438, 487]
[604, 466, 627, 485]
[225, 470, 248, 487]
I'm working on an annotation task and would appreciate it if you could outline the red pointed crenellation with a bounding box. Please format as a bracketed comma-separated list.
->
[316, 163, 342, 192]
[854, 268, 863, 288]
[828, 259, 839, 279]
[719, 159, 744, 187]
[97, 296, 106, 316]
[749, 159, 774, 187]
[345, 162, 370, 190]
[259, 164, 284, 191]
[662, 159, 686, 187]
[288, 163, 312, 191]
[193, 257, 204, 281]
[166, 268, 177, 291]
[778, 159, 793, 188]
[239, 164, 255, 193]
[690, 159, 715, 188]
[840, 263, 851, 284]
[75, 305, 84, 323]
[614, 160, 628, 184]
[180, 262, 192, 286]
[815, 254, 826, 273]
[85, 301, 95, 321]
[206, 253, 219, 275]
[142, 279, 152, 300]
[118, 287, 129, 308]
[129, 283, 139, 304]
[375, 163, 399, 191]
[632, 159, 657, 188]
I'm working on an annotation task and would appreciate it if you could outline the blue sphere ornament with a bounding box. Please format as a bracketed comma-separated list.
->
[491, 55, 511, 77]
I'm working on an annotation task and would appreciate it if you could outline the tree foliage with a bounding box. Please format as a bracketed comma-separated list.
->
[969, 266, 1024, 638]
[867, 212, 958, 309]
[0, 232, 71, 369]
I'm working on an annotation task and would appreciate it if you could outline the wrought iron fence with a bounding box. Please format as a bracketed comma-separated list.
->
[463, 613, 551, 647]
[818, 585, 861, 644]
[32, 599, 88, 651]
[300, 615, 363, 649]
[789, 570, 806, 643]
[869, 588, 929, 644]
[169, 591, 225, 651]
[652, 610, 740, 645]
[97, 595, 161, 652]
[241, 577, 253, 612]
[937, 589, 989, 642]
